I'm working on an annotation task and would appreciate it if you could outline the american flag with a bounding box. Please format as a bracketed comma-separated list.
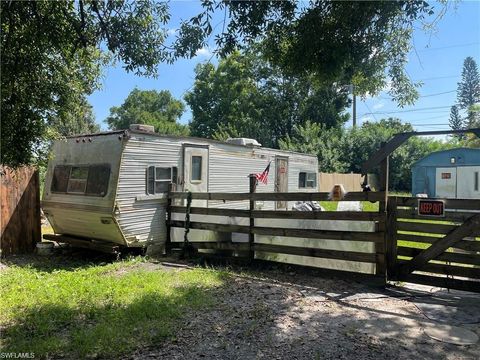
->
[255, 162, 271, 185]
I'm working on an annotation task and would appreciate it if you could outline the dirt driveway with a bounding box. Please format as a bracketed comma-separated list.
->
[132, 265, 479, 360]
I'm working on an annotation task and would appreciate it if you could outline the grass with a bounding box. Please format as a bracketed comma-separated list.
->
[0, 256, 227, 359]
[319, 201, 379, 212]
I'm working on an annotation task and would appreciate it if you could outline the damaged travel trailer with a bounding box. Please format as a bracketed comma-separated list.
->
[42, 125, 318, 252]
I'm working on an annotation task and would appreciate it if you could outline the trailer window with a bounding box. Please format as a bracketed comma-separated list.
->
[147, 166, 177, 194]
[86, 165, 110, 196]
[298, 172, 317, 189]
[51, 164, 110, 196]
[51, 165, 71, 192]
[191, 156, 202, 181]
[67, 166, 88, 193]
[475, 172, 479, 191]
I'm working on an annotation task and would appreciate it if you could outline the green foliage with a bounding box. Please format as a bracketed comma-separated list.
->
[449, 105, 466, 140]
[449, 105, 463, 131]
[280, 118, 456, 191]
[177, 1, 442, 106]
[1, 0, 171, 167]
[185, 49, 350, 148]
[279, 121, 348, 173]
[457, 56, 480, 128]
[49, 96, 100, 137]
[0, 257, 226, 358]
[106, 88, 188, 135]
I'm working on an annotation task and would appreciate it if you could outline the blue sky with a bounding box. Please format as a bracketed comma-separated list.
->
[88, 1, 480, 133]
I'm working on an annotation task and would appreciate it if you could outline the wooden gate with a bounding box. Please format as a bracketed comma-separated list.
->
[387, 196, 480, 292]
[1, 166, 41, 256]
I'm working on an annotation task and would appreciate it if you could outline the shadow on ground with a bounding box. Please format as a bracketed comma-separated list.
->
[1, 253, 479, 359]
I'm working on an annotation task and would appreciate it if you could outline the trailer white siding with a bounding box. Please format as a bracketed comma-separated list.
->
[116, 137, 182, 246]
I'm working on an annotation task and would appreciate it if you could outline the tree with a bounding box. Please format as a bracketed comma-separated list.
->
[279, 121, 348, 173]
[50, 97, 100, 137]
[280, 118, 456, 191]
[449, 105, 465, 139]
[185, 49, 350, 148]
[106, 89, 188, 135]
[457, 57, 480, 128]
[175, 1, 444, 106]
[1, 1, 171, 167]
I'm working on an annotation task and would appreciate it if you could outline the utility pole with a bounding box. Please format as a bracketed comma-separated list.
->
[352, 86, 357, 128]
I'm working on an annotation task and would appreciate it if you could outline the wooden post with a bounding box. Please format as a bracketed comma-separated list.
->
[379, 154, 389, 212]
[386, 196, 398, 279]
[376, 149, 389, 282]
[166, 184, 173, 254]
[249, 175, 257, 261]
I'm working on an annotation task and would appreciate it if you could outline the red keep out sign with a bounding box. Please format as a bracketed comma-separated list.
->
[417, 199, 445, 217]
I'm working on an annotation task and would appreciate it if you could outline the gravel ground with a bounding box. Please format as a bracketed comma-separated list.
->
[131, 267, 480, 360]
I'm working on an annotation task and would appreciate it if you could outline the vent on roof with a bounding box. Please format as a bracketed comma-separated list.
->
[130, 124, 155, 133]
[225, 138, 262, 147]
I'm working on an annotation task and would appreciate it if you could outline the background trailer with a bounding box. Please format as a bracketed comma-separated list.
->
[411, 147, 480, 199]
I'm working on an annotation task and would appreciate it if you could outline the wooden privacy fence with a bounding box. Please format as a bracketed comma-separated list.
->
[167, 189, 387, 281]
[388, 196, 480, 292]
[0, 166, 41, 256]
[318, 172, 363, 192]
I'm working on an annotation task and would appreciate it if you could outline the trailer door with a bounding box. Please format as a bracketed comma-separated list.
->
[435, 167, 456, 198]
[457, 166, 480, 199]
[183, 145, 209, 207]
[275, 156, 288, 209]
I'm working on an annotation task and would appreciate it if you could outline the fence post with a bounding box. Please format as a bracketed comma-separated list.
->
[376, 152, 389, 282]
[249, 175, 257, 261]
[386, 196, 398, 279]
[165, 184, 173, 255]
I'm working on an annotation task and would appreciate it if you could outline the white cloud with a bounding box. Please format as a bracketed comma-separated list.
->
[373, 102, 384, 110]
[195, 46, 212, 58]
[166, 28, 177, 36]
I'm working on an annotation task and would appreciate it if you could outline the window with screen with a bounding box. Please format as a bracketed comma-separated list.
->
[191, 156, 202, 181]
[51, 164, 110, 196]
[147, 166, 177, 194]
[298, 172, 317, 189]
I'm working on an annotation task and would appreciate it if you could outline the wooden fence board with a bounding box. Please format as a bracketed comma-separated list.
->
[171, 206, 250, 218]
[169, 241, 249, 251]
[397, 221, 457, 235]
[253, 243, 377, 263]
[171, 206, 383, 221]
[397, 233, 480, 252]
[170, 220, 384, 243]
[397, 260, 480, 279]
[169, 191, 385, 202]
[1, 166, 41, 256]
[395, 273, 480, 293]
[397, 246, 480, 266]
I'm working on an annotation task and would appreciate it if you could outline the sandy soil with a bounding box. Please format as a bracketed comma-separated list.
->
[131, 267, 480, 360]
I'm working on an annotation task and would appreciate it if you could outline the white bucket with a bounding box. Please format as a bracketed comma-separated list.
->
[36, 242, 54, 256]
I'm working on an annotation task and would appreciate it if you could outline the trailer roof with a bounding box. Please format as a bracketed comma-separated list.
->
[67, 129, 318, 159]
